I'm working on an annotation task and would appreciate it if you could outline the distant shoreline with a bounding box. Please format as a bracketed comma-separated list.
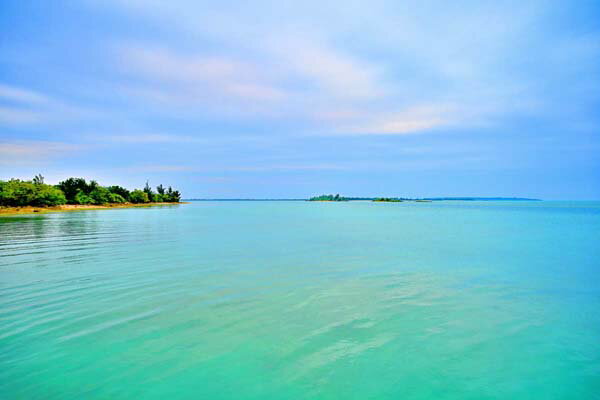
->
[0, 202, 188, 216]
[185, 197, 542, 202]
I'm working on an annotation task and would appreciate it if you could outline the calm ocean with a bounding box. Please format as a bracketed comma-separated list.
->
[1, 201, 599, 399]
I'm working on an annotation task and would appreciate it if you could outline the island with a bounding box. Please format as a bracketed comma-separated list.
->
[308, 194, 348, 201]
[307, 195, 535, 202]
[0, 175, 183, 215]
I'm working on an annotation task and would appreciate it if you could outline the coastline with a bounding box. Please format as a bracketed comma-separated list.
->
[0, 202, 188, 217]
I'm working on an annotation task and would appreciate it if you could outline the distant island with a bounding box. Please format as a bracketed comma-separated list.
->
[186, 196, 541, 202]
[372, 198, 435, 202]
[0, 175, 182, 215]
[306, 195, 539, 202]
[308, 194, 348, 201]
[332, 196, 539, 202]
[373, 197, 403, 202]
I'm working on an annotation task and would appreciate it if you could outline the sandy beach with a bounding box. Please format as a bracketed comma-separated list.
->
[0, 202, 187, 216]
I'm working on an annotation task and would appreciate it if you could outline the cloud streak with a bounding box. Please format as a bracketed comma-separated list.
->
[0, 83, 100, 126]
[0, 84, 50, 104]
[0, 140, 84, 166]
[117, 45, 287, 109]
[339, 104, 462, 135]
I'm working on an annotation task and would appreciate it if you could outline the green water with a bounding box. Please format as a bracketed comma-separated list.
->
[1, 201, 599, 399]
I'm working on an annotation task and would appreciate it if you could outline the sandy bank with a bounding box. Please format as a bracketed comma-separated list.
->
[0, 202, 189, 216]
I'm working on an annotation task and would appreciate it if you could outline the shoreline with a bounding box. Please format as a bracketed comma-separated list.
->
[0, 202, 188, 216]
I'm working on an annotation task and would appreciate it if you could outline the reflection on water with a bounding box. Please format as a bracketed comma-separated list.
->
[1, 202, 600, 399]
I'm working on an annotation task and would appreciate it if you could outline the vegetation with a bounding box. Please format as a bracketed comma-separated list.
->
[129, 190, 150, 204]
[308, 194, 348, 201]
[0, 175, 181, 207]
[0, 179, 66, 207]
[373, 197, 403, 202]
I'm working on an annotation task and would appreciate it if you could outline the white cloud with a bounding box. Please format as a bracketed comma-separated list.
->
[311, 104, 463, 135]
[345, 104, 460, 135]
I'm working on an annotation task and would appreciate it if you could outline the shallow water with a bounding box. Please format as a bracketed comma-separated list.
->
[1, 201, 599, 399]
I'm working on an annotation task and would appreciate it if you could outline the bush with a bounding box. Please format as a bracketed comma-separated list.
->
[163, 187, 181, 202]
[57, 178, 90, 203]
[0, 179, 66, 207]
[89, 187, 111, 205]
[108, 193, 126, 203]
[0, 180, 34, 206]
[129, 189, 149, 203]
[107, 186, 130, 201]
[74, 190, 93, 205]
[31, 185, 67, 206]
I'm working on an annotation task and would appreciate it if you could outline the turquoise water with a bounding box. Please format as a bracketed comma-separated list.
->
[1, 201, 599, 399]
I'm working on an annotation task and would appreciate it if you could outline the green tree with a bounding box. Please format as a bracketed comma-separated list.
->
[0, 180, 35, 206]
[163, 186, 181, 202]
[89, 187, 111, 204]
[74, 190, 93, 205]
[0, 179, 66, 206]
[108, 193, 126, 203]
[88, 180, 99, 193]
[129, 189, 149, 203]
[143, 181, 155, 202]
[32, 185, 66, 206]
[58, 178, 90, 203]
[170, 190, 181, 202]
[308, 194, 348, 201]
[33, 174, 44, 185]
[107, 185, 130, 201]
[2, 176, 182, 207]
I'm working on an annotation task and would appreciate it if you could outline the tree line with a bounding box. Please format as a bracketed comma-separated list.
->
[308, 194, 348, 201]
[373, 197, 403, 202]
[0, 175, 181, 207]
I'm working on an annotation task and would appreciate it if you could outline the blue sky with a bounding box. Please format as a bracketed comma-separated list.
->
[1, 0, 599, 199]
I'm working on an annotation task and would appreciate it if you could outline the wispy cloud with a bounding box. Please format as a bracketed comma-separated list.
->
[0, 84, 50, 104]
[123, 164, 197, 173]
[117, 45, 287, 109]
[0, 107, 43, 124]
[0, 83, 100, 126]
[103, 133, 202, 143]
[0, 140, 84, 166]
[119, 163, 350, 174]
[268, 37, 385, 100]
[340, 104, 461, 135]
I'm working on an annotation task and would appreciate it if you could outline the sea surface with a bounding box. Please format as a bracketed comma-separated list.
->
[1, 201, 599, 399]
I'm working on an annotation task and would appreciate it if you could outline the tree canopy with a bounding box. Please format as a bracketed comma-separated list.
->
[0, 175, 182, 207]
[308, 194, 348, 201]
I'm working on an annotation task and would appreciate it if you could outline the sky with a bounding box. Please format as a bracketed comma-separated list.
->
[1, 0, 599, 199]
